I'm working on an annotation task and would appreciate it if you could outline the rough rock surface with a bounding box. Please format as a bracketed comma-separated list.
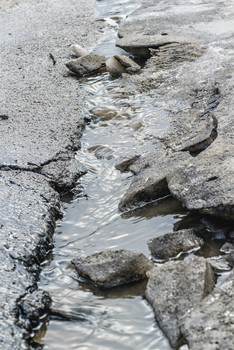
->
[66, 54, 106, 76]
[70, 44, 88, 58]
[181, 268, 234, 350]
[117, 0, 234, 220]
[114, 55, 141, 73]
[148, 229, 204, 260]
[116, 34, 194, 58]
[145, 257, 215, 347]
[226, 253, 234, 267]
[40, 157, 87, 193]
[106, 56, 125, 77]
[206, 256, 231, 273]
[119, 150, 190, 211]
[72, 249, 154, 288]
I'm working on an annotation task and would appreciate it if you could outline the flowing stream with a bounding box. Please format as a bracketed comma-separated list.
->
[36, 1, 229, 349]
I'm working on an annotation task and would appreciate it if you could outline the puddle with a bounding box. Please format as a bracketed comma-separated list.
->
[36, 0, 233, 349]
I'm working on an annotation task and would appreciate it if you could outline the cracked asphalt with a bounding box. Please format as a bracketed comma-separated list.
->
[0, 0, 103, 347]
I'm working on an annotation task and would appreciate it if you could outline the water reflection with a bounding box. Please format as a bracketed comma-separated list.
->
[36, 0, 233, 349]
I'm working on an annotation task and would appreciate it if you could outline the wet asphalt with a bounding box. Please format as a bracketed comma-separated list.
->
[0, 0, 103, 347]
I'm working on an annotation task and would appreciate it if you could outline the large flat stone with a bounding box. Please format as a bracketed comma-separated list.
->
[117, 0, 234, 43]
[167, 139, 234, 220]
[72, 249, 154, 288]
[66, 54, 106, 76]
[116, 34, 193, 58]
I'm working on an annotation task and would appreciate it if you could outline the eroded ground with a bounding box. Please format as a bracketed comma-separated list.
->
[0, 0, 233, 349]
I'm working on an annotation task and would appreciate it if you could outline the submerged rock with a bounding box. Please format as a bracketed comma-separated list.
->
[149, 42, 206, 70]
[72, 249, 154, 288]
[145, 257, 215, 348]
[90, 105, 119, 120]
[148, 229, 204, 260]
[88, 145, 114, 160]
[167, 141, 234, 220]
[181, 269, 234, 350]
[66, 54, 106, 76]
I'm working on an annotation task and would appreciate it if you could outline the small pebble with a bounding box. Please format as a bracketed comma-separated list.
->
[70, 44, 88, 58]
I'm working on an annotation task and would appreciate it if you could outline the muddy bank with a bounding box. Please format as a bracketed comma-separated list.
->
[0, 0, 103, 347]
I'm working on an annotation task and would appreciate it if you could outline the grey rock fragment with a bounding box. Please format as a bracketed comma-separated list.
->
[106, 56, 125, 77]
[106, 55, 141, 76]
[119, 150, 190, 212]
[72, 249, 154, 288]
[115, 155, 140, 172]
[70, 44, 88, 57]
[116, 2, 234, 221]
[167, 142, 234, 220]
[181, 269, 234, 350]
[114, 55, 141, 74]
[145, 257, 215, 347]
[148, 229, 204, 260]
[88, 145, 114, 160]
[66, 54, 106, 76]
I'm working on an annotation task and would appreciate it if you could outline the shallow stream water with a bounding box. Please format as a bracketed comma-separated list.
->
[36, 1, 230, 349]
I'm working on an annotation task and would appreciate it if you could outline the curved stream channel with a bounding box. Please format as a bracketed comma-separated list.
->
[36, 1, 230, 349]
